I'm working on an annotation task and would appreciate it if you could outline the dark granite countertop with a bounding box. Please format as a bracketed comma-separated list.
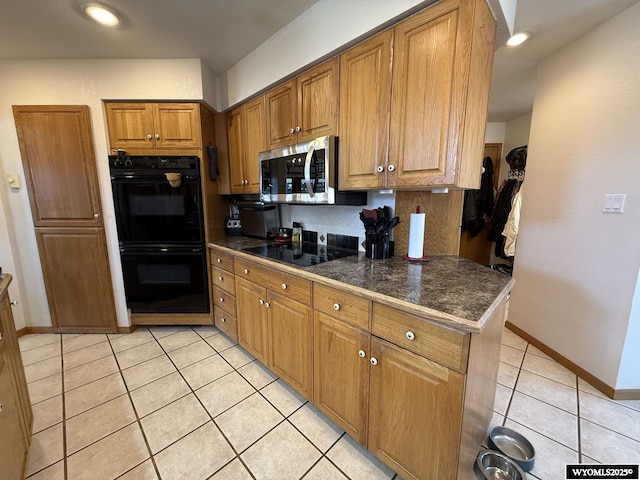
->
[208, 238, 514, 333]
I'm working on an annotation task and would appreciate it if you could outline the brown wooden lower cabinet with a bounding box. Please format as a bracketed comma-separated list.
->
[235, 277, 269, 364]
[267, 291, 313, 399]
[235, 274, 313, 399]
[36, 227, 118, 332]
[314, 311, 370, 444]
[0, 275, 33, 479]
[217, 248, 505, 479]
[368, 338, 465, 479]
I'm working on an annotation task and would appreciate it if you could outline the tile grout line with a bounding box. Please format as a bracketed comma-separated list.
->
[150, 326, 259, 480]
[177, 327, 358, 479]
[501, 341, 528, 422]
[576, 373, 583, 463]
[60, 335, 68, 480]
[107, 329, 163, 480]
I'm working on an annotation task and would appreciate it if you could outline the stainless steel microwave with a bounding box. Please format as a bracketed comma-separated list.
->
[259, 135, 366, 205]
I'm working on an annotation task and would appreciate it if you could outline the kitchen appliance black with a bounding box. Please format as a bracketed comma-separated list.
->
[109, 155, 209, 313]
[259, 135, 367, 205]
[242, 243, 357, 267]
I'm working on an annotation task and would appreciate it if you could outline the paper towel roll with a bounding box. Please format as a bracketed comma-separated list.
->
[407, 213, 426, 259]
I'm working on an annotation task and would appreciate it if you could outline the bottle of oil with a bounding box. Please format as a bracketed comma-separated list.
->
[292, 222, 303, 245]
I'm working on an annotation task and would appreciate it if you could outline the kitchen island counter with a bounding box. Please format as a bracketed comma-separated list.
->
[208, 237, 514, 334]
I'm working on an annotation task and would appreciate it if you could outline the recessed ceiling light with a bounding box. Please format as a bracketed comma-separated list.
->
[506, 31, 531, 47]
[81, 3, 122, 27]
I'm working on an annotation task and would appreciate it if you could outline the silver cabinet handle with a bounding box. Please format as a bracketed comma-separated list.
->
[333, 303, 340, 311]
[265, 302, 270, 308]
[218, 276, 223, 281]
[243, 269, 249, 274]
[93, 213, 100, 219]
[370, 357, 378, 366]
[259, 299, 264, 305]
[219, 297, 224, 303]
[146, 134, 152, 139]
[295, 126, 301, 132]
[217, 258, 222, 263]
[220, 318, 226, 323]
[290, 128, 295, 134]
[376, 165, 384, 173]
[281, 283, 287, 290]
[0, 402, 3, 413]
[358, 350, 366, 358]
[155, 133, 160, 139]
[387, 164, 396, 172]
[406, 331, 415, 341]
[10, 301, 18, 306]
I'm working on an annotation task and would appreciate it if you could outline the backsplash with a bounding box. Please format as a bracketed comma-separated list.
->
[279, 191, 396, 252]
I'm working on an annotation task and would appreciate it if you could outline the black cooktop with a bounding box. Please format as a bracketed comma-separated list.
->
[242, 242, 358, 267]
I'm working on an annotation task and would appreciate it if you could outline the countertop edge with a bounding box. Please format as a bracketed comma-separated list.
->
[208, 241, 514, 334]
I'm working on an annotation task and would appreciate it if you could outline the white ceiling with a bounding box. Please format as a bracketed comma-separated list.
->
[1, 0, 638, 122]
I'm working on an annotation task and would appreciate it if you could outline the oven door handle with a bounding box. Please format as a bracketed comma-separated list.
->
[304, 145, 315, 197]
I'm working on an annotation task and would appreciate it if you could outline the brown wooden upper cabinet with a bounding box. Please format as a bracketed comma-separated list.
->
[340, 0, 495, 190]
[338, 30, 393, 190]
[227, 96, 265, 194]
[13, 105, 103, 228]
[105, 102, 202, 151]
[266, 57, 339, 149]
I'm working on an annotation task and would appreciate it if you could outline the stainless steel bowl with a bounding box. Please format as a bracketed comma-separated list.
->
[487, 426, 536, 472]
[475, 449, 526, 480]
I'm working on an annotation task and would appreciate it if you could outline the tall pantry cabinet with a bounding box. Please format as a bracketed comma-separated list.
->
[13, 105, 118, 332]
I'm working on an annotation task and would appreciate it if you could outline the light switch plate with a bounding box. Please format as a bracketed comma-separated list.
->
[6, 174, 20, 189]
[602, 193, 625, 213]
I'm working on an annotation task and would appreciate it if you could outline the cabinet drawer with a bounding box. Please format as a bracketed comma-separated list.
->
[372, 303, 469, 373]
[214, 308, 237, 342]
[313, 283, 370, 330]
[213, 286, 236, 317]
[211, 266, 235, 296]
[210, 248, 234, 273]
[235, 258, 311, 305]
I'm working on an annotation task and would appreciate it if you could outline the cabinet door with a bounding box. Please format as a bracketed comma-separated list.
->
[268, 292, 313, 399]
[35, 227, 118, 332]
[0, 355, 29, 480]
[313, 312, 370, 445]
[297, 57, 339, 142]
[388, 3, 460, 187]
[235, 277, 269, 364]
[339, 30, 392, 190]
[266, 80, 297, 149]
[13, 105, 103, 227]
[152, 103, 201, 149]
[227, 107, 247, 194]
[242, 97, 266, 193]
[1, 289, 32, 436]
[104, 103, 155, 150]
[368, 338, 465, 480]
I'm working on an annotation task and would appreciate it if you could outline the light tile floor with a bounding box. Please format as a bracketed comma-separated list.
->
[19, 326, 640, 480]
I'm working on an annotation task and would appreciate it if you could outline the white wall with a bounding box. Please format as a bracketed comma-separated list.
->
[220, 0, 436, 109]
[485, 122, 506, 144]
[0, 59, 207, 329]
[508, 3, 640, 388]
[280, 192, 396, 251]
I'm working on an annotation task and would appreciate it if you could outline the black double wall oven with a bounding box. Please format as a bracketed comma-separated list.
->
[109, 155, 209, 314]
